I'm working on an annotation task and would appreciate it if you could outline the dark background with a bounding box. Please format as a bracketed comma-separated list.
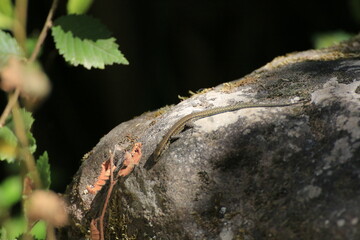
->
[3, 0, 358, 192]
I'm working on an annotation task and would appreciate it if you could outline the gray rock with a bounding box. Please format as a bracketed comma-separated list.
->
[61, 37, 360, 240]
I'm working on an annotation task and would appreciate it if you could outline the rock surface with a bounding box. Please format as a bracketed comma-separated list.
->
[61, 38, 360, 239]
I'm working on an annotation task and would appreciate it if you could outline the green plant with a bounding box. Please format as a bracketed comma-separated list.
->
[0, 0, 128, 239]
[312, 31, 353, 49]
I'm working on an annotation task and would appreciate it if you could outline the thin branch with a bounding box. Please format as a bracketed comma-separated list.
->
[0, 0, 29, 125]
[100, 179, 118, 240]
[29, 0, 59, 63]
[99, 147, 120, 240]
[1, 0, 59, 124]
[0, 87, 21, 127]
[13, 0, 28, 51]
[93, 143, 141, 239]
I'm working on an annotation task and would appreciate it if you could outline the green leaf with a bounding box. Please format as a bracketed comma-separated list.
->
[6, 108, 35, 131]
[36, 151, 51, 189]
[51, 14, 129, 69]
[26, 35, 41, 58]
[0, 126, 18, 163]
[0, 13, 13, 30]
[0, 176, 21, 209]
[2, 215, 26, 240]
[4, 109, 37, 154]
[27, 131, 37, 154]
[19, 108, 34, 130]
[30, 220, 46, 240]
[0, 0, 13, 30]
[0, 0, 13, 17]
[0, 30, 23, 69]
[67, 0, 94, 14]
[0, 227, 7, 240]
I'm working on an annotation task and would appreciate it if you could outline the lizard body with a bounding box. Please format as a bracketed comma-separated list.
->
[153, 101, 307, 160]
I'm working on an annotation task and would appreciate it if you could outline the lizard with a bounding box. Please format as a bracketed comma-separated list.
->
[153, 100, 308, 161]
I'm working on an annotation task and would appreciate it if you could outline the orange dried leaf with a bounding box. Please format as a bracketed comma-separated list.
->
[90, 219, 100, 240]
[118, 165, 134, 177]
[87, 159, 116, 194]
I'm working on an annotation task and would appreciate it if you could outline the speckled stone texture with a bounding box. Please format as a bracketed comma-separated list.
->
[60, 38, 360, 240]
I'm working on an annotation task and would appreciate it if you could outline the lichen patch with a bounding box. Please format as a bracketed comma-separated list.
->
[311, 78, 360, 106]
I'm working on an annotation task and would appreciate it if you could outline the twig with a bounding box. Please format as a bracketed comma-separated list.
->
[29, 0, 59, 63]
[91, 143, 142, 239]
[3, 1, 59, 239]
[1, 0, 59, 124]
[13, 0, 28, 51]
[99, 148, 118, 240]
[0, 87, 21, 127]
[14, 101, 41, 238]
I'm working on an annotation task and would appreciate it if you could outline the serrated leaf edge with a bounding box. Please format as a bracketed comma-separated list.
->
[51, 25, 128, 69]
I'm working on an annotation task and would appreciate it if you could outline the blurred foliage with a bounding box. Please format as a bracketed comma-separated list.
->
[0, 217, 45, 240]
[36, 152, 51, 189]
[0, 0, 128, 238]
[25, 36, 40, 59]
[0, 0, 14, 30]
[67, 0, 94, 14]
[0, 107, 50, 239]
[0, 107, 37, 162]
[312, 31, 353, 49]
[0, 175, 21, 210]
[30, 221, 46, 240]
[1, 216, 26, 240]
[0, 126, 18, 162]
[0, 30, 23, 70]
